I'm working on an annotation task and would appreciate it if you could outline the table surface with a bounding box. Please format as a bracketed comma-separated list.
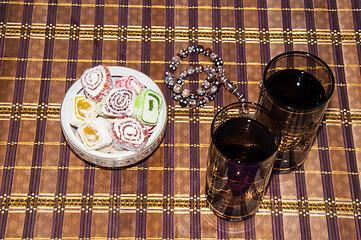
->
[1, 0, 361, 239]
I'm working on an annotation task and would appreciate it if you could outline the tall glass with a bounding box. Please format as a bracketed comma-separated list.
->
[258, 51, 335, 173]
[206, 102, 281, 221]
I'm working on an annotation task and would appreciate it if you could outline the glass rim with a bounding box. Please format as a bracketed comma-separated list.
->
[210, 101, 281, 164]
[262, 51, 335, 111]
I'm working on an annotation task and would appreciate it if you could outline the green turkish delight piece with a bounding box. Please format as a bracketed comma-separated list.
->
[132, 88, 162, 125]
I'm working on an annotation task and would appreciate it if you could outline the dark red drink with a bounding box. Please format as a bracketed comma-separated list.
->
[258, 51, 334, 172]
[266, 69, 326, 109]
[207, 116, 278, 221]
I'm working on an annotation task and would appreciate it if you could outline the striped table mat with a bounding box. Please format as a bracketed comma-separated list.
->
[0, 0, 360, 239]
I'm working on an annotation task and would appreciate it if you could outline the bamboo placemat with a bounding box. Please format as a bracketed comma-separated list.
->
[0, 0, 360, 239]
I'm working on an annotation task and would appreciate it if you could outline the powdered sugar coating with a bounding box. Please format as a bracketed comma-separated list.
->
[70, 95, 97, 127]
[102, 87, 137, 117]
[76, 118, 112, 150]
[110, 115, 149, 151]
[61, 66, 167, 167]
[81, 64, 113, 102]
[115, 75, 145, 94]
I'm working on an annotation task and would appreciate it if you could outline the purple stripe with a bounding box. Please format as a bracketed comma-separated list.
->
[188, 1, 201, 239]
[107, 170, 122, 238]
[79, 166, 95, 238]
[212, 0, 224, 108]
[258, 0, 270, 72]
[163, 0, 175, 239]
[51, 144, 70, 238]
[234, 1, 255, 237]
[217, 218, 229, 240]
[269, 174, 284, 240]
[295, 165, 311, 239]
[0, 1, 33, 237]
[22, 1, 57, 238]
[304, 0, 317, 54]
[65, 0, 82, 89]
[79, 1, 104, 238]
[135, 1, 151, 239]
[327, 0, 352, 238]
[92, 0, 104, 66]
[281, 0, 293, 52]
[283, 1, 311, 238]
[51, 1, 82, 238]
[136, 162, 148, 239]
[107, 1, 128, 238]
[328, 0, 361, 237]
[235, 0, 248, 102]
[116, 0, 128, 66]
[0, 2, 8, 70]
[0, 1, 9, 235]
[23, 0, 57, 238]
[346, 0, 361, 232]
[257, 1, 284, 239]
[297, 0, 319, 239]
[315, 4, 341, 236]
[352, 0, 361, 95]
[212, 2, 224, 238]
[281, 0, 310, 238]
[212, 0, 231, 238]
[317, 127, 340, 239]
[349, 0, 361, 210]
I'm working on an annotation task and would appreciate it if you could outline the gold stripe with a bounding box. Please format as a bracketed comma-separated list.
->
[0, 164, 357, 175]
[1, 196, 359, 215]
[0, 105, 357, 123]
[0, 58, 360, 73]
[1, 141, 360, 156]
[3, 1, 359, 12]
[0, 57, 360, 71]
[2, 24, 358, 43]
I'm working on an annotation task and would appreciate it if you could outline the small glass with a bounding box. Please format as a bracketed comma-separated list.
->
[206, 102, 281, 222]
[258, 51, 335, 173]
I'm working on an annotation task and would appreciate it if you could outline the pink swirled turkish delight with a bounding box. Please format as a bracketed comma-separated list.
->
[115, 75, 145, 94]
[80, 64, 113, 102]
[146, 124, 156, 136]
[110, 115, 149, 151]
[102, 88, 137, 117]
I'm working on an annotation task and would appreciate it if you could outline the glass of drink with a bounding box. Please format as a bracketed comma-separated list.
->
[206, 102, 281, 221]
[258, 51, 335, 173]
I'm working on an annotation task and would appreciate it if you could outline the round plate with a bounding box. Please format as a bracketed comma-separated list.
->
[60, 66, 167, 168]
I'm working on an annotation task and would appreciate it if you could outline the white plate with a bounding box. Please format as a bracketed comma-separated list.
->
[60, 66, 167, 168]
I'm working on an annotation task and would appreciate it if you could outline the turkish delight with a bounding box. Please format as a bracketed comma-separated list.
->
[80, 64, 113, 102]
[102, 87, 137, 117]
[132, 88, 162, 125]
[76, 118, 112, 150]
[115, 75, 145, 94]
[110, 115, 149, 151]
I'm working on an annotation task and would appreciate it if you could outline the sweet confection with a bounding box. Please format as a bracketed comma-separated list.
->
[146, 124, 156, 136]
[76, 118, 112, 150]
[70, 95, 97, 127]
[96, 97, 107, 116]
[115, 75, 145, 94]
[80, 64, 113, 102]
[102, 87, 137, 117]
[110, 115, 149, 151]
[69, 64, 164, 154]
[132, 89, 162, 125]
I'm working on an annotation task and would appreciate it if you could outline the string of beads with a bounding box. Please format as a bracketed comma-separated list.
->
[165, 45, 244, 108]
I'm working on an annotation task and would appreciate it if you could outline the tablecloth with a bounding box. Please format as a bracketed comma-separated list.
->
[0, 0, 360, 239]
